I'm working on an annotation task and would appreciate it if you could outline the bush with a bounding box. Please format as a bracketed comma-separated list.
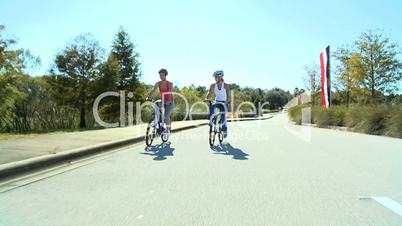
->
[288, 105, 304, 125]
[330, 105, 347, 126]
[385, 105, 402, 138]
[309, 105, 347, 128]
[344, 105, 367, 128]
[312, 107, 331, 127]
[352, 105, 388, 135]
[342, 104, 395, 135]
[289, 104, 402, 138]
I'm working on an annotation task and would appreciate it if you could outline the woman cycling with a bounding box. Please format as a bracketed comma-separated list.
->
[205, 70, 230, 138]
[146, 69, 174, 138]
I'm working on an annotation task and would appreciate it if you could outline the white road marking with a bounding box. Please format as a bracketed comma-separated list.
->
[358, 196, 371, 200]
[372, 196, 402, 217]
[137, 215, 144, 219]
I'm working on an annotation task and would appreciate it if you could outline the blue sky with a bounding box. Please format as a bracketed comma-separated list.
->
[2, 0, 401, 91]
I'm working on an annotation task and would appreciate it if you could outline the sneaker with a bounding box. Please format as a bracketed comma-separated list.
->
[222, 131, 228, 138]
[166, 131, 171, 139]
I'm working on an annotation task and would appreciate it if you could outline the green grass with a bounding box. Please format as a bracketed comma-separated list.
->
[0, 126, 106, 141]
[0, 133, 37, 140]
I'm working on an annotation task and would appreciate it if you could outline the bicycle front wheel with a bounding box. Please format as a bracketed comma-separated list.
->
[161, 131, 169, 143]
[146, 119, 156, 147]
[209, 122, 215, 147]
[218, 132, 224, 144]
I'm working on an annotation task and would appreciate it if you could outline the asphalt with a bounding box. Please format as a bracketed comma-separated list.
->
[0, 116, 272, 180]
[0, 113, 401, 225]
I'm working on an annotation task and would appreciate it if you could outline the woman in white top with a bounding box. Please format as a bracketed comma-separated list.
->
[205, 70, 231, 137]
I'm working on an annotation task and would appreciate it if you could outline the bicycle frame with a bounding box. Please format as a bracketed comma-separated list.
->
[208, 101, 226, 146]
[152, 102, 161, 126]
[152, 100, 166, 134]
[146, 100, 168, 147]
[209, 101, 226, 129]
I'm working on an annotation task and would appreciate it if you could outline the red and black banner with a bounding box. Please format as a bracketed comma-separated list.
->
[320, 46, 331, 109]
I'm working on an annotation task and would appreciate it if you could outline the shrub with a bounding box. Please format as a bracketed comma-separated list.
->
[358, 105, 389, 135]
[385, 105, 402, 138]
[288, 105, 304, 125]
[312, 107, 331, 128]
[330, 105, 347, 126]
[310, 105, 347, 127]
[344, 105, 367, 129]
[289, 103, 402, 138]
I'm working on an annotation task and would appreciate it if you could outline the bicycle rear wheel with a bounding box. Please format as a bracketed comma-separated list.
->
[146, 119, 156, 147]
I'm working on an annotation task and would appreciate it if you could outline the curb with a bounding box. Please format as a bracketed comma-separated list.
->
[0, 116, 273, 181]
[300, 123, 354, 132]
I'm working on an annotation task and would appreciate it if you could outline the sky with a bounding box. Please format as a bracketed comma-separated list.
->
[2, 0, 402, 91]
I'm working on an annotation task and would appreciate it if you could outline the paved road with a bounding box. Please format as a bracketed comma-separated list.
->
[1, 114, 402, 225]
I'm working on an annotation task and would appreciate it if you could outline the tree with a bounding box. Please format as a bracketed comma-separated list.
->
[98, 54, 120, 92]
[180, 86, 203, 104]
[230, 83, 241, 92]
[0, 25, 19, 73]
[251, 88, 265, 115]
[266, 88, 291, 110]
[52, 33, 104, 128]
[304, 63, 320, 105]
[334, 46, 366, 105]
[195, 85, 207, 95]
[0, 25, 40, 74]
[355, 30, 401, 103]
[111, 27, 141, 91]
[93, 54, 121, 123]
[0, 25, 41, 132]
[293, 87, 305, 97]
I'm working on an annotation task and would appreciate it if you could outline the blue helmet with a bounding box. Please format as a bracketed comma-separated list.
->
[213, 70, 224, 77]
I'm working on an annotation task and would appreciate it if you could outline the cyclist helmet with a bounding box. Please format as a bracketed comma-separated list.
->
[159, 68, 168, 76]
[213, 70, 224, 77]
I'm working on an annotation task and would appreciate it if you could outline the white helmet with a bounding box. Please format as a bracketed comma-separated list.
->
[213, 70, 224, 77]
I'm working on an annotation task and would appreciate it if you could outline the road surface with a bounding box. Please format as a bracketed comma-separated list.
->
[1, 113, 401, 225]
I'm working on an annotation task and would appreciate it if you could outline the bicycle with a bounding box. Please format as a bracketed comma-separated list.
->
[145, 100, 169, 147]
[206, 100, 227, 147]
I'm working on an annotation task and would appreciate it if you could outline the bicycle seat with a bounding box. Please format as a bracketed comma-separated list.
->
[212, 100, 227, 105]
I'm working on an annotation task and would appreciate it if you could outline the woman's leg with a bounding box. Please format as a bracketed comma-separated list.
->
[164, 102, 174, 132]
[217, 103, 227, 133]
[208, 103, 217, 124]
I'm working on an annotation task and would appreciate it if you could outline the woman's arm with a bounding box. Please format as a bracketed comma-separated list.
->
[205, 84, 214, 100]
[146, 82, 159, 100]
[225, 83, 231, 103]
[168, 82, 174, 92]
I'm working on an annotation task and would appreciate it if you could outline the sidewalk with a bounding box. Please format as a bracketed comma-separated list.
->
[0, 120, 203, 165]
[0, 115, 273, 166]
